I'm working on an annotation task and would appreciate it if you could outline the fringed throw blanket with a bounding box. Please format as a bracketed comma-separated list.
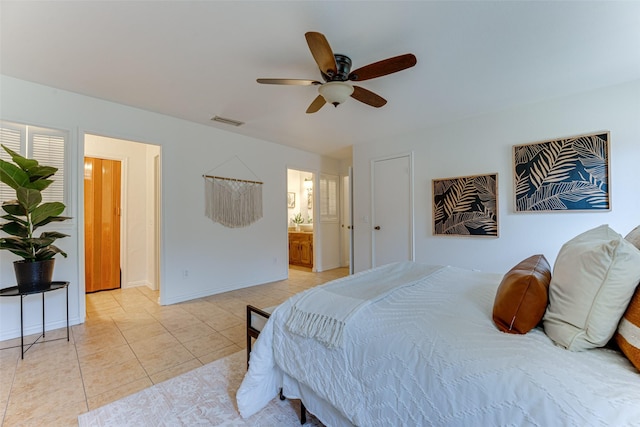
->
[205, 177, 263, 228]
[286, 262, 444, 348]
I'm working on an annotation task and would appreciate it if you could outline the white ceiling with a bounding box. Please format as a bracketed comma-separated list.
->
[1, 1, 639, 160]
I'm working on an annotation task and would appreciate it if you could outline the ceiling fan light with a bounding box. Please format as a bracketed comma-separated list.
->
[318, 82, 354, 106]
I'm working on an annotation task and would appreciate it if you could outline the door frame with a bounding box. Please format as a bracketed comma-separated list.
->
[340, 168, 354, 273]
[153, 154, 161, 292]
[286, 167, 317, 271]
[79, 131, 162, 318]
[370, 152, 415, 267]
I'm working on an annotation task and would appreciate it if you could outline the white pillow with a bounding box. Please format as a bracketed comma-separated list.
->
[625, 225, 640, 250]
[543, 224, 640, 351]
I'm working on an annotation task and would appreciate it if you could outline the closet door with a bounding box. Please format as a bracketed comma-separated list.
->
[84, 157, 121, 293]
[371, 154, 413, 267]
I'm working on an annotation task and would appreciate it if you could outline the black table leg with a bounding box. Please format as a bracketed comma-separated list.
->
[66, 285, 69, 341]
[20, 295, 24, 359]
[0, 282, 70, 359]
[41, 292, 45, 338]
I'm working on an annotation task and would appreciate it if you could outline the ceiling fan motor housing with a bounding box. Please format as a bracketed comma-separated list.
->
[322, 54, 352, 81]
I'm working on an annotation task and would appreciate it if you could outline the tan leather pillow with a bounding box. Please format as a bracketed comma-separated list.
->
[493, 254, 551, 334]
[626, 225, 640, 250]
[615, 287, 640, 371]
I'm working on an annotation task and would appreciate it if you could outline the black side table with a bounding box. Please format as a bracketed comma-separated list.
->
[0, 281, 69, 359]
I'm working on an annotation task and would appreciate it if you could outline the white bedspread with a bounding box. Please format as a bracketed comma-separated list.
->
[237, 264, 640, 426]
[286, 262, 443, 348]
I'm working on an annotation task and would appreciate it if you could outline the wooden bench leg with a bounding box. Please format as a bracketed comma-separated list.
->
[246, 335, 251, 369]
[279, 389, 306, 424]
[300, 402, 307, 424]
[246, 305, 272, 369]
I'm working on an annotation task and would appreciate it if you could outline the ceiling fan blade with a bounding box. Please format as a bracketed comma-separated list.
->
[306, 95, 326, 114]
[348, 53, 417, 81]
[257, 78, 321, 86]
[351, 86, 387, 108]
[305, 32, 337, 77]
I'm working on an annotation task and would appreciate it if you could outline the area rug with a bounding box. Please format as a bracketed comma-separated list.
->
[78, 351, 323, 426]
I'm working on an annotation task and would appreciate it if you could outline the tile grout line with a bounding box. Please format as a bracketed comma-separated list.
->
[0, 353, 19, 427]
[110, 290, 156, 403]
[73, 326, 91, 418]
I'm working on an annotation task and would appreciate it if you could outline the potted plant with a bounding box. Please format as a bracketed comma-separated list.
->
[0, 144, 70, 292]
[291, 212, 304, 230]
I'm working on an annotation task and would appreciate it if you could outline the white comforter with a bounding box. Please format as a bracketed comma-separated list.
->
[237, 264, 640, 426]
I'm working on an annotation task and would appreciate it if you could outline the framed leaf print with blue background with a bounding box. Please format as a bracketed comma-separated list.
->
[433, 173, 498, 237]
[514, 132, 610, 212]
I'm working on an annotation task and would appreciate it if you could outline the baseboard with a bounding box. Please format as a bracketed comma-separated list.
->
[122, 280, 154, 290]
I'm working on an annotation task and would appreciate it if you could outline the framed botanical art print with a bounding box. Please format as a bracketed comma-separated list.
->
[513, 131, 610, 212]
[287, 192, 295, 208]
[433, 173, 498, 237]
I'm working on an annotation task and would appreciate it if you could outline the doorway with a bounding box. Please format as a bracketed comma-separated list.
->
[371, 153, 414, 267]
[287, 169, 315, 270]
[83, 134, 161, 298]
[286, 168, 347, 272]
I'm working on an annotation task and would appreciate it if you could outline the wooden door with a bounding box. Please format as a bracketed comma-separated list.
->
[372, 154, 413, 267]
[84, 157, 121, 293]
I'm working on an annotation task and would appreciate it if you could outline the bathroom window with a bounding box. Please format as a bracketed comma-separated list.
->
[319, 173, 339, 223]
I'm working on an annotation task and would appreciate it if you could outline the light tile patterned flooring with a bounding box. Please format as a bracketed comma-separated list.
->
[0, 266, 348, 426]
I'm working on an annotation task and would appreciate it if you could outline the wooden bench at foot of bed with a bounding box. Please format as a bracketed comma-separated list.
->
[246, 304, 308, 425]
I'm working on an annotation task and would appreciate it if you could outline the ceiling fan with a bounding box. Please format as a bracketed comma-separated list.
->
[257, 32, 417, 114]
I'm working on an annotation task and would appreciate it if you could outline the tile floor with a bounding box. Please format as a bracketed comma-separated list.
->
[0, 266, 348, 426]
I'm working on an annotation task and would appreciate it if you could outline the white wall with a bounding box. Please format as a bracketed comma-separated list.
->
[352, 80, 640, 273]
[0, 75, 341, 341]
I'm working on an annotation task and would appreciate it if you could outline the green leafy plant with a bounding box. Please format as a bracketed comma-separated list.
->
[0, 144, 70, 262]
[291, 213, 304, 225]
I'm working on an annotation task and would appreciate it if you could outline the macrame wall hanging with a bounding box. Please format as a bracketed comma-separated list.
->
[203, 156, 263, 228]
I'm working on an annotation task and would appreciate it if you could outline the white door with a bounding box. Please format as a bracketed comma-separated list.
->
[318, 173, 341, 271]
[372, 154, 413, 267]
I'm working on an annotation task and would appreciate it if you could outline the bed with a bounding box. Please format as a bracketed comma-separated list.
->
[237, 225, 640, 426]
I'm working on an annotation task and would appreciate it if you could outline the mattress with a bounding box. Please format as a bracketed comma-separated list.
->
[237, 264, 640, 426]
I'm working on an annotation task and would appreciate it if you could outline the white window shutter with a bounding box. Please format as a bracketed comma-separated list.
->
[0, 124, 25, 203]
[0, 121, 67, 207]
[319, 173, 339, 222]
[30, 131, 66, 204]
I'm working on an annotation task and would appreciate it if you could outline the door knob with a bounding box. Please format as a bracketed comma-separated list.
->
[374, 226, 381, 230]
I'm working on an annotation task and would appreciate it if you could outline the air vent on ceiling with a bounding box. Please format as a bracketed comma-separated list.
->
[211, 116, 244, 127]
